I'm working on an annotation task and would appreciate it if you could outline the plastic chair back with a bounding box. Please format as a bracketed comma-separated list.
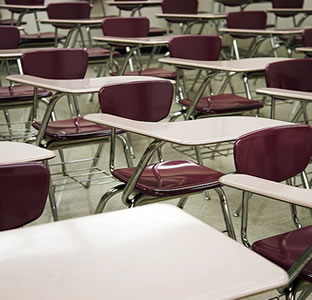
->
[161, 0, 198, 14]
[234, 125, 312, 182]
[272, 0, 304, 17]
[227, 10, 267, 29]
[99, 80, 173, 121]
[5, 0, 43, 5]
[21, 48, 88, 79]
[302, 28, 312, 47]
[265, 59, 312, 92]
[169, 35, 221, 61]
[0, 162, 50, 230]
[47, 2, 91, 29]
[0, 26, 19, 49]
[102, 17, 149, 37]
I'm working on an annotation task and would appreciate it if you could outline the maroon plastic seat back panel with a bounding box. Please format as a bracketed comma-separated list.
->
[115, 0, 147, 11]
[161, 0, 198, 14]
[303, 28, 312, 47]
[102, 17, 149, 37]
[99, 80, 173, 122]
[227, 11, 267, 38]
[47, 2, 91, 29]
[0, 162, 50, 231]
[265, 59, 312, 92]
[234, 125, 312, 182]
[21, 48, 88, 79]
[272, 0, 304, 17]
[169, 35, 221, 61]
[0, 26, 19, 49]
[252, 225, 312, 282]
[222, 1, 246, 7]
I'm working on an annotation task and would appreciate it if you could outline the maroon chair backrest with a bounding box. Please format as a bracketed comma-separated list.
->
[5, 0, 43, 5]
[0, 162, 50, 231]
[169, 35, 221, 61]
[47, 2, 91, 29]
[222, 1, 246, 7]
[99, 80, 173, 122]
[0, 26, 19, 49]
[102, 17, 149, 37]
[265, 59, 312, 92]
[21, 48, 88, 79]
[226, 11, 267, 39]
[161, 0, 198, 14]
[234, 125, 312, 182]
[227, 11, 267, 29]
[115, 0, 147, 11]
[272, 0, 304, 17]
[302, 28, 312, 47]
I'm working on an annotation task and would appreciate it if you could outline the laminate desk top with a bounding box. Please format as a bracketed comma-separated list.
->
[84, 114, 290, 146]
[156, 12, 226, 20]
[296, 46, 312, 53]
[219, 27, 304, 36]
[0, 4, 46, 10]
[106, 0, 161, 6]
[220, 173, 312, 209]
[93, 34, 174, 46]
[38, 18, 104, 26]
[0, 48, 52, 59]
[159, 57, 292, 73]
[256, 87, 312, 102]
[7, 75, 169, 94]
[0, 204, 289, 300]
[0, 141, 55, 165]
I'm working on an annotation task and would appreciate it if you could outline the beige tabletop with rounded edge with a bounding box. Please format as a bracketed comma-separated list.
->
[106, 0, 161, 6]
[93, 34, 175, 46]
[267, 8, 312, 14]
[156, 12, 227, 20]
[0, 4, 46, 10]
[0, 204, 288, 300]
[220, 173, 312, 209]
[219, 27, 304, 36]
[256, 87, 312, 102]
[6, 75, 171, 94]
[296, 47, 312, 53]
[84, 114, 291, 146]
[38, 18, 104, 25]
[0, 141, 55, 165]
[0, 48, 56, 59]
[158, 57, 293, 73]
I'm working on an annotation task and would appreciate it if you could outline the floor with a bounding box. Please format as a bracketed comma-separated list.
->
[1, 41, 312, 299]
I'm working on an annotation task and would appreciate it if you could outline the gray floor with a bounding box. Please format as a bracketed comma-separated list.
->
[2, 49, 312, 299]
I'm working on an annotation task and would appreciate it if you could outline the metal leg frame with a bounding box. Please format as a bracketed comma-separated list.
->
[241, 191, 251, 248]
[286, 178, 303, 229]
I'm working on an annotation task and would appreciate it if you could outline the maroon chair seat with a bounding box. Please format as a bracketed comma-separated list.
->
[110, 68, 177, 79]
[113, 160, 224, 197]
[179, 94, 263, 115]
[19, 32, 66, 45]
[0, 162, 50, 230]
[148, 26, 167, 36]
[32, 118, 121, 141]
[0, 85, 51, 104]
[0, 19, 26, 25]
[252, 225, 312, 283]
[86, 47, 120, 61]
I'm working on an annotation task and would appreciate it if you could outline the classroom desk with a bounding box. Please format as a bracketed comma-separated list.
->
[93, 35, 175, 74]
[159, 56, 291, 115]
[106, 1, 161, 16]
[39, 18, 104, 48]
[267, 8, 312, 27]
[0, 204, 288, 300]
[156, 12, 226, 33]
[6, 74, 169, 147]
[0, 4, 46, 27]
[256, 87, 312, 121]
[0, 141, 55, 165]
[219, 27, 304, 58]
